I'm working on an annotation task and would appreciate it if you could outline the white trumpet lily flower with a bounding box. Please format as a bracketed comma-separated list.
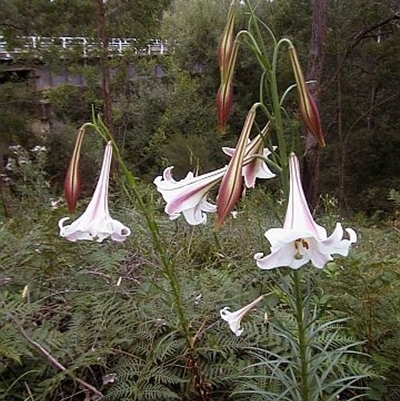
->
[59, 142, 131, 242]
[220, 295, 264, 336]
[255, 153, 357, 270]
[154, 166, 226, 225]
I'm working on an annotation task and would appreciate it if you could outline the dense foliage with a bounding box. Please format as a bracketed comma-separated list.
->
[0, 152, 399, 400]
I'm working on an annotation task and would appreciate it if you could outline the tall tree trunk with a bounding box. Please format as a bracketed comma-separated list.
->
[337, 71, 345, 205]
[95, 0, 113, 134]
[302, 0, 328, 211]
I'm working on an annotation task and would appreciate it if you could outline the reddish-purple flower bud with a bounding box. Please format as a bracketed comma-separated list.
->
[289, 45, 325, 147]
[214, 108, 256, 231]
[64, 126, 85, 213]
[216, 81, 233, 134]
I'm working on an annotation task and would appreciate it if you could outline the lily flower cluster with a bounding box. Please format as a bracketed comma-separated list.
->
[154, 130, 276, 226]
[56, 0, 358, 341]
[207, 1, 357, 337]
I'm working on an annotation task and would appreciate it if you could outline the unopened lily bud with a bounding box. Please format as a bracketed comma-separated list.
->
[216, 41, 239, 133]
[215, 108, 256, 231]
[289, 45, 325, 147]
[216, 81, 233, 134]
[217, 1, 236, 79]
[64, 126, 85, 213]
[217, 2, 239, 133]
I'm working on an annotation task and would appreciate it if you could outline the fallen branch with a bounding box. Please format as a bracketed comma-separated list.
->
[8, 313, 104, 399]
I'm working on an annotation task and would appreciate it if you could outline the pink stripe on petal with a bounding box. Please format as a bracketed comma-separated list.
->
[284, 154, 326, 239]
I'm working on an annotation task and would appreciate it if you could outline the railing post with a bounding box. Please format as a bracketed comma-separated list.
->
[82, 37, 88, 58]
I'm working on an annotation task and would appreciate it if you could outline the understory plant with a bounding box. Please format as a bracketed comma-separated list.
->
[0, 1, 376, 401]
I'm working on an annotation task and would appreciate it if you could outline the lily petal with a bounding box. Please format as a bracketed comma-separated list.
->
[222, 135, 275, 188]
[284, 153, 326, 239]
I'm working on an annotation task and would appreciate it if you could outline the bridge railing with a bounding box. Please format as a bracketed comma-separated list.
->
[0, 36, 168, 60]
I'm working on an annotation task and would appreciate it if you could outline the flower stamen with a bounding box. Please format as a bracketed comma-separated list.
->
[294, 238, 309, 260]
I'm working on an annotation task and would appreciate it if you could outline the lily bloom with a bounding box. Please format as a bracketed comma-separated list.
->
[220, 294, 264, 336]
[59, 142, 131, 242]
[154, 136, 276, 225]
[223, 138, 276, 188]
[255, 153, 356, 270]
[154, 166, 226, 225]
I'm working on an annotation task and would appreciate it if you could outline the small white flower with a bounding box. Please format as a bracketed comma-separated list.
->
[5, 160, 15, 171]
[31, 145, 47, 153]
[50, 198, 63, 210]
[18, 156, 30, 165]
[195, 294, 202, 305]
[102, 373, 117, 385]
[9, 145, 22, 153]
[22, 285, 29, 299]
[220, 295, 264, 336]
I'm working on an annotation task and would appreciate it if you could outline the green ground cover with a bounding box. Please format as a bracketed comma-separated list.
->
[0, 176, 399, 400]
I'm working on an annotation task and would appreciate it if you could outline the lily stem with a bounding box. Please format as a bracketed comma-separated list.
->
[293, 269, 310, 401]
[93, 116, 191, 344]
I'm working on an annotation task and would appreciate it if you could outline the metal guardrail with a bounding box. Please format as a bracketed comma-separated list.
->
[0, 36, 168, 60]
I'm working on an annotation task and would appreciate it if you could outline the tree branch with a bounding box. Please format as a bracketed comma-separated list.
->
[0, 22, 25, 31]
[8, 313, 104, 399]
[323, 13, 400, 93]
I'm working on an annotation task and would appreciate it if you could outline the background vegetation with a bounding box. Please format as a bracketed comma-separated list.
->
[1, 0, 399, 211]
